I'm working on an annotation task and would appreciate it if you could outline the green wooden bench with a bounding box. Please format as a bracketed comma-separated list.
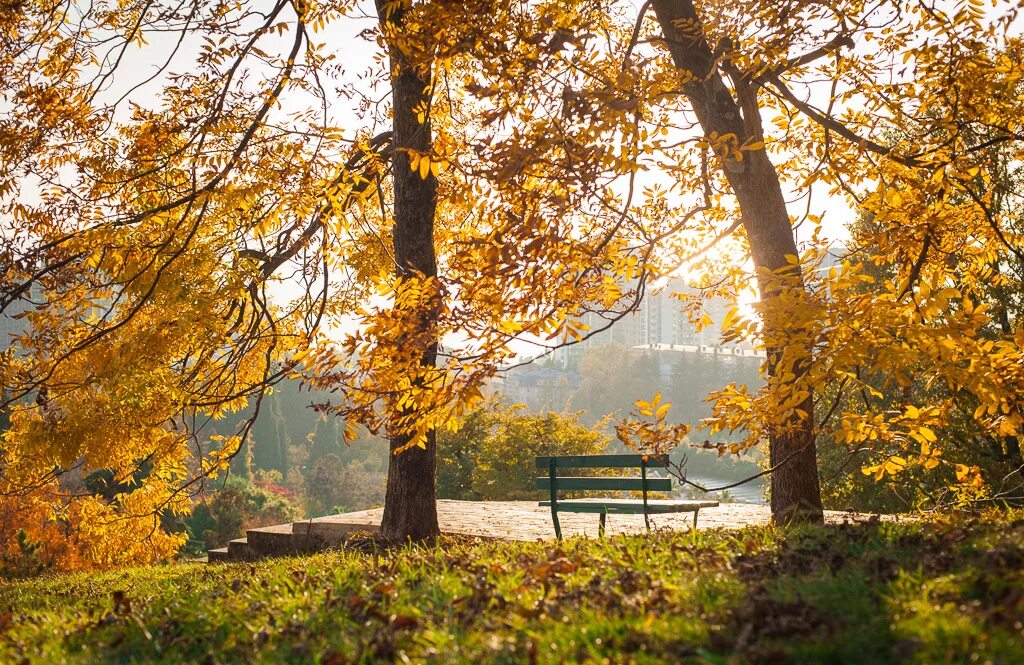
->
[536, 453, 719, 540]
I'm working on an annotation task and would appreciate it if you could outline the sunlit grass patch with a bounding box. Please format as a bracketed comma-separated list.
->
[1, 511, 1022, 664]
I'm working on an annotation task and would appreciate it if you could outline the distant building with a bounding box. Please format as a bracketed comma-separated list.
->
[0, 295, 32, 352]
[1, 291, 36, 431]
[499, 366, 581, 412]
[551, 277, 756, 368]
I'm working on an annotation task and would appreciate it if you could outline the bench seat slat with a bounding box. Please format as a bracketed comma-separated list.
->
[536, 454, 669, 469]
[536, 476, 672, 492]
[539, 498, 719, 514]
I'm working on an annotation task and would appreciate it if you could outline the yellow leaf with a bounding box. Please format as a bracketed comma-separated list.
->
[997, 418, 1018, 436]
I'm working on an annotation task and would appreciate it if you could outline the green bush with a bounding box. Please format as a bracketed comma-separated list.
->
[182, 477, 300, 553]
[438, 398, 609, 500]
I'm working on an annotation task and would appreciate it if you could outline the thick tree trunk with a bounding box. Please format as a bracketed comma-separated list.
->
[376, 0, 441, 541]
[652, 0, 823, 523]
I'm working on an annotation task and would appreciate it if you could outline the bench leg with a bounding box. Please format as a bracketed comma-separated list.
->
[599, 510, 607, 538]
[693, 509, 699, 531]
[552, 510, 562, 541]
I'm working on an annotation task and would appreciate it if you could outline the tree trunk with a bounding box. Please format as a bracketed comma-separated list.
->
[652, 0, 823, 523]
[376, 0, 441, 541]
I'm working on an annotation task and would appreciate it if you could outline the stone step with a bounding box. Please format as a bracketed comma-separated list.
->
[246, 523, 301, 557]
[207, 547, 230, 563]
[205, 519, 383, 565]
[227, 538, 256, 561]
[293, 519, 380, 547]
[229, 536, 254, 557]
[206, 539, 258, 563]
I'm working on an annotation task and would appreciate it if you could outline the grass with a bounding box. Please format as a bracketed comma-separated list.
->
[1, 511, 1022, 664]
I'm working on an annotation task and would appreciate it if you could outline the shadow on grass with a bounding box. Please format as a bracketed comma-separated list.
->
[706, 517, 1024, 664]
[3, 515, 1022, 664]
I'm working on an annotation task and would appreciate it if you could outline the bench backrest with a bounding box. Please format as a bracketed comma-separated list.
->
[535, 454, 673, 494]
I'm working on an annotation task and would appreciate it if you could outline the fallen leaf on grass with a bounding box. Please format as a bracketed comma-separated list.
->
[390, 614, 418, 630]
[531, 558, 577, 580]
[112, 590, 131, 615]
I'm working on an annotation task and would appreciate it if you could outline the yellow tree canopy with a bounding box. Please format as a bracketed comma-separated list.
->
[1, 0, 1022, 566]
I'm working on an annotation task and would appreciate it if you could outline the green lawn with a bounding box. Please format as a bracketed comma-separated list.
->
[2, 512, 1022, 664]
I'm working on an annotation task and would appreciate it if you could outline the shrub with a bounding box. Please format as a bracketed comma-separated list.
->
[183, 477, 300, 552]
[439, 398, 609, 501]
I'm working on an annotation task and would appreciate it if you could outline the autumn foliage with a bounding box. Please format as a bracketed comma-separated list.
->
[2, 0, 1023, 568]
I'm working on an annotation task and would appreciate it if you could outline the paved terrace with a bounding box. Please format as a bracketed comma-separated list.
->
[296, 499, 894, 542]
[210, 499, 901, 561]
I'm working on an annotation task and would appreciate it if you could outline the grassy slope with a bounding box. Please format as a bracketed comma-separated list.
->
[1, 512, 1022, 664]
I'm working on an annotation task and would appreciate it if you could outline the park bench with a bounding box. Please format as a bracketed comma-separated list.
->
[536, 453, 719, 540]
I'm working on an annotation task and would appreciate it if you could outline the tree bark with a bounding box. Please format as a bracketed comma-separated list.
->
[651, 0, 824, 523]
[376, 0, 441, 541]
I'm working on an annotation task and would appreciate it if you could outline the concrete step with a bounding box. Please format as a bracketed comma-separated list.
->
[207, 547, 230, 563]
[246, 523, 300, 556]
[293, 519, 380, 547]
[227, 538, 257, 561]
[206, 510, 384, 564]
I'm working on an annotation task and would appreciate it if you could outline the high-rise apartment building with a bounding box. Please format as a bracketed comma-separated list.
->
[550, 277, 754, 367]
[0, 295, 32, 352]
